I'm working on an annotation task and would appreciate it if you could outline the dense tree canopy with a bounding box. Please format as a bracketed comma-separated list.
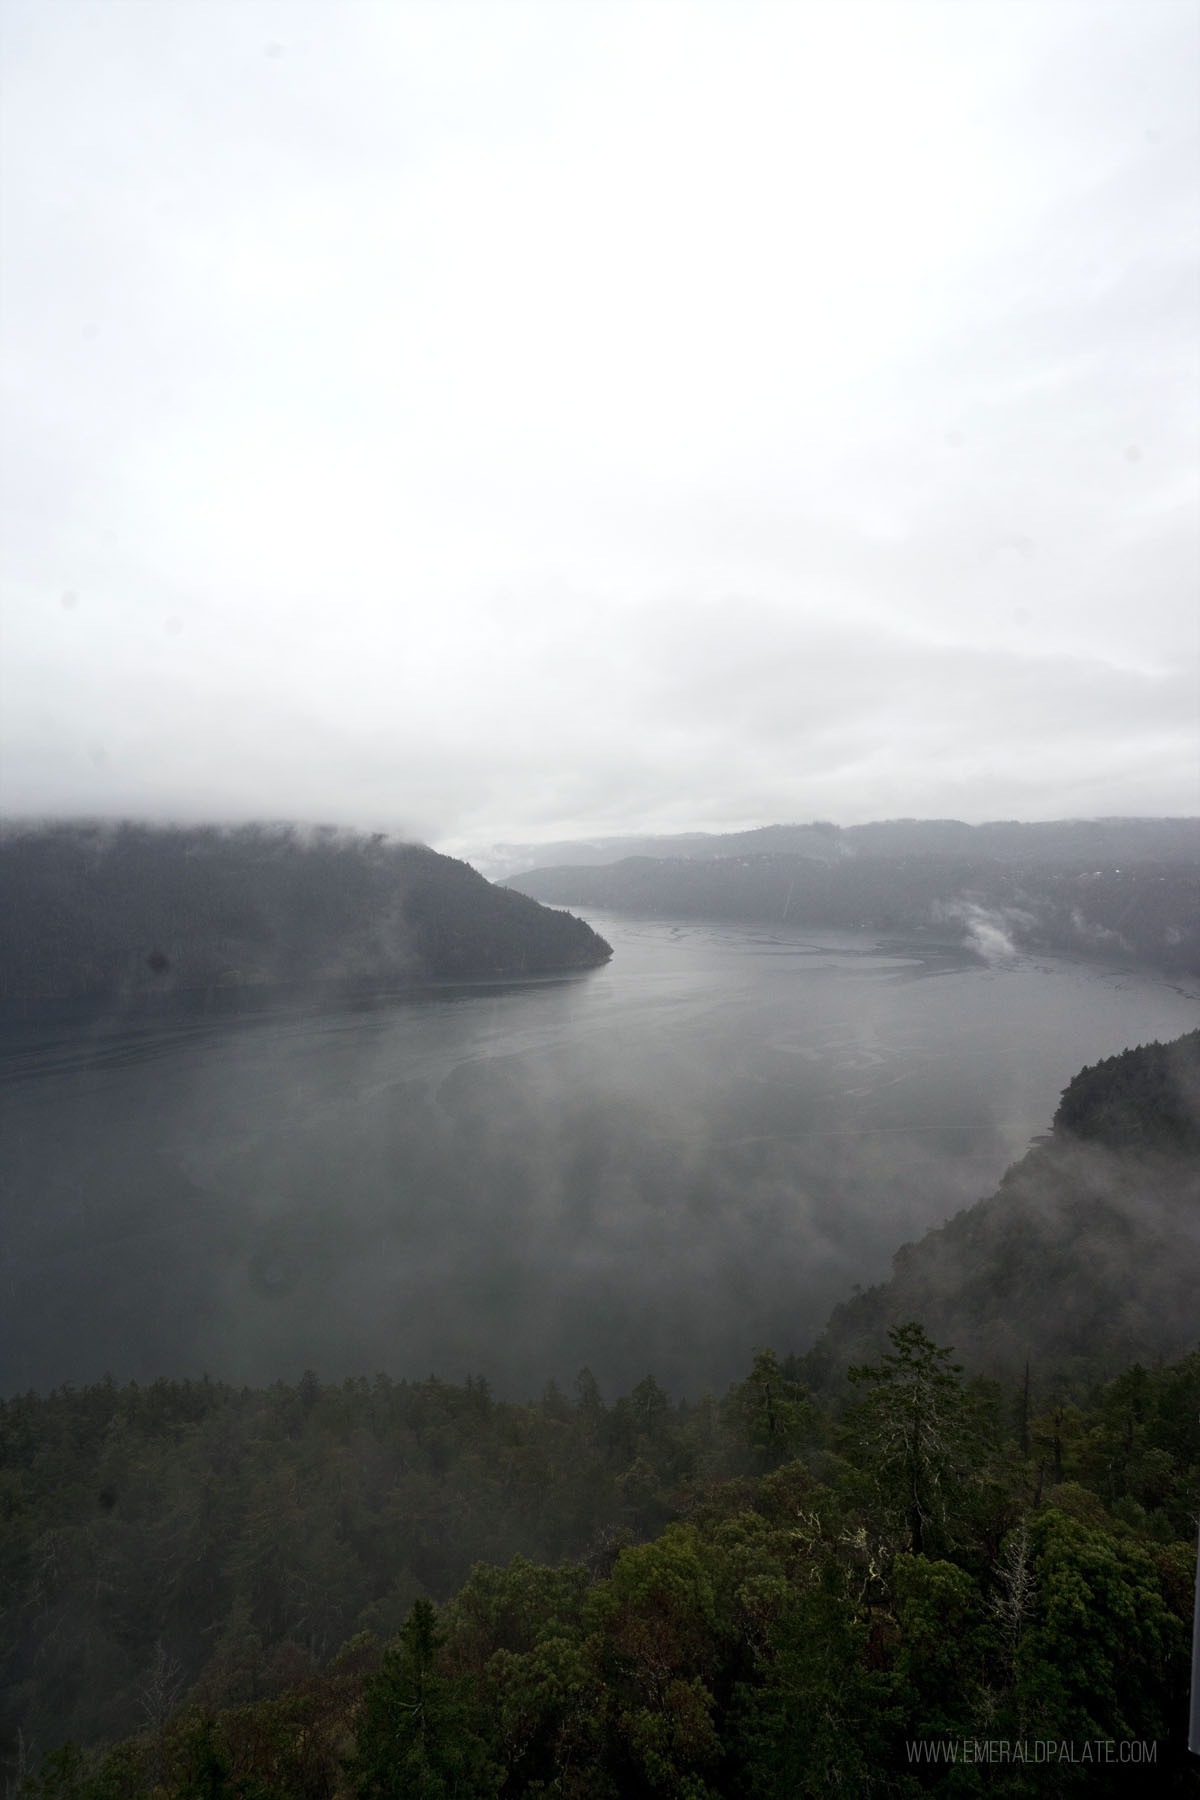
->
[2, 1333, 1197, 1797]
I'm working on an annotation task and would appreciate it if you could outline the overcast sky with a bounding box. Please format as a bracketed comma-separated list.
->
[1, 0, 1197, 861]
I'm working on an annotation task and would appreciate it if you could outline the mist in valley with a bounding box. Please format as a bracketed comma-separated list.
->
[4, 913, 1196, 1404]
[1, 0, 1197, 1401]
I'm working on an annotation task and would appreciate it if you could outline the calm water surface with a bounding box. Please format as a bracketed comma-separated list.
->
[1, 915, 1196, 1398]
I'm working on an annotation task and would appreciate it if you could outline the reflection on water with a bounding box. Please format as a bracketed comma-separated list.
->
[1, 916, 1196, 1399]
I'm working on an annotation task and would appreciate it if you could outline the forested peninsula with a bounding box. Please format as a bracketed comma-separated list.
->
[3, 1033, 1198, 1796]
[0, 823, 611, 1007]
[505, 817, 1200, 976]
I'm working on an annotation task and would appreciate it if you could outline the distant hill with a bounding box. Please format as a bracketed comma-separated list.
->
[798, 1030, 1200, 1398]
[507, 845, 1200, 974]
[477, 821, 841, 877]
[482, 815, 1200, 880]
[0, 822, 611, 1007]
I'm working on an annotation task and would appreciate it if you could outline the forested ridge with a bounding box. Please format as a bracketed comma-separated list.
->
[2, 1037, 1198, 1795]
[0, 823, 610, 1005]
[507, 848, 1200, 975]
[803, 1032, 1200, 1393]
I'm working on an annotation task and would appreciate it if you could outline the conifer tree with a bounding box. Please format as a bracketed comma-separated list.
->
[845, 1322, 969, 1556]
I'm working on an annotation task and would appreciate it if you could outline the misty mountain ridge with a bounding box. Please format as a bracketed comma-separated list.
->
[482, 813, 1200, 880]
[507, 826, 1200, 975]
[0, 821, 611, 1007]
[799, 1029, 1200, 1398]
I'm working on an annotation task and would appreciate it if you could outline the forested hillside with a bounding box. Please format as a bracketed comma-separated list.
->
[803, 1032, 1200, 1394]
[4, 1346, 1196, 1796]
[508, 848, 1200, 974]
[2, 1034, 1198, 1795]
[0, 823, 610, 1005]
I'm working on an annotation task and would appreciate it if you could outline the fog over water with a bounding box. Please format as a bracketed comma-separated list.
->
[2, 914, 1197, 1402]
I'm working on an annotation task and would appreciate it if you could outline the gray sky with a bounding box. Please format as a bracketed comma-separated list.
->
[1, 0, 1197, 862]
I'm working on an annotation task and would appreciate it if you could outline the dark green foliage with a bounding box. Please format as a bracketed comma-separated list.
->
[176, 1720, 233, 1800]
[719, 1347, 817, 1472]
[346, 1600, 497, 1798]
[0, 1362, 723, 1760]
[1053, 1031, 1200, 1153]
[734, 1562, 899, 1799]
[11, 1346, 1200, 1792]
[1013, 1508, 1186, 1747]
[10, 1337, 1200, 1799]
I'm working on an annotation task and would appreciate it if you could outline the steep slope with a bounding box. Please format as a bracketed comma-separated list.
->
[799, 1031, 1200, 1396]
[0, 821, 611, 1005]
